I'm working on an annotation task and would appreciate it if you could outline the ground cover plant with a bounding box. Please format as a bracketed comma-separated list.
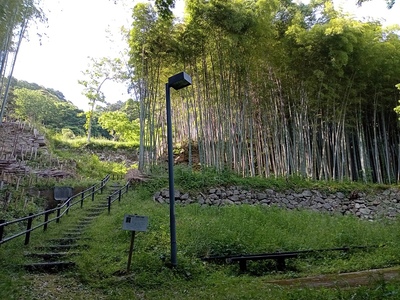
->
[63, 186, 400, 298]
[1, 170, 400, 299]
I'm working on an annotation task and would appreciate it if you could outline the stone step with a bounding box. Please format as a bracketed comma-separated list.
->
[86, 211, 103, 217]
[34, 244, 87, 251]
[88, 207, 107, 212]
[92, 203, 108, 208]
[73, 225, 90, 231]
[24, 252, 78, 261]
[78, 220, 93, 224]
[63, 229, 83, 234]
[62, 232, 82, 238]
[48, 238, 76, 245]
[24, 261, 76, 273]
[82, 216, 97, 221]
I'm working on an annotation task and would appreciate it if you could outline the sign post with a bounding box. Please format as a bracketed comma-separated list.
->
[122, 214, 148, 272]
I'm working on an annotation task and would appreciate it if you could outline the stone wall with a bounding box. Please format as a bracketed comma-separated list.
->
[154, 186, 400, 220]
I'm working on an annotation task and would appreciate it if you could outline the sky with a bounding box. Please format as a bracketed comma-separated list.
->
[12, 0, 400, 111]
[13, 0, 135, 111]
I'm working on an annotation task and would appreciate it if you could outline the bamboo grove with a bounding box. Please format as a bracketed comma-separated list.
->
[0, 0, 44, 125]
[128, 0, 400, 183]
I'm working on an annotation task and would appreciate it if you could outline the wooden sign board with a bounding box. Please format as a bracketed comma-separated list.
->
[122, 214, 148, 232]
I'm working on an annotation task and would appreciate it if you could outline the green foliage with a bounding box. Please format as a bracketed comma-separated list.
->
[11, 86, 86, 132]
[2, 176, 400, 298]
[394, 83, 400, 117]
[98, 111, 140, 142]
[62, 128, 75, 139]
[78, 56, 128, 142]
[13, 88, 56, 123]
[127, 0, 400, 184]
[79, 111, 111, 139]
[155, 0, 175, 19]
[52, 134, 139, 150]
[170, 165, 383, 194]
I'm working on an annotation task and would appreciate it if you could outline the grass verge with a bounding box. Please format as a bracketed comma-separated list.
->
[1, 178, 400, 299]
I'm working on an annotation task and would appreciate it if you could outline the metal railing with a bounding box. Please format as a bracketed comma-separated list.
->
[107, 181, 131, 214]
[0, 174, 110, 246]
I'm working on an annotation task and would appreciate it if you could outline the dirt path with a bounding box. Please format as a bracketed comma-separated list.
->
[266, 267, 400, 288]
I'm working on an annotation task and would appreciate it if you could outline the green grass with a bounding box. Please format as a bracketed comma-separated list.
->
[76, 186, 400, 298]
[1, 172, 400, 299]
[3, 181, 398, 299]
[170, 165, 389, 194]
[51, 134, 139, 150]
[0, 187, 400, 299]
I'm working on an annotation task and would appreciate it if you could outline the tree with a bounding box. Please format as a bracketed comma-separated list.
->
[127, 0, 400, 183]
[0, 0, 45, 125]
[98, 111, 140, 142]
[356, 0, 396, 9]
[11, 86, 86, 132]
[78, 56, 126, 142]
[155, 0, 175, 19]
[13, 88, 55, 123]
[393, 84, 400, 115]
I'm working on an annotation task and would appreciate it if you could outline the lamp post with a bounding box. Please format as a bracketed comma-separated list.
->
[166, 72, 192, 267]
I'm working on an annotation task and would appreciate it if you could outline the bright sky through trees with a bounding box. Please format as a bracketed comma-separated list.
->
[13, 0, 134, 111]
[12, 0, 399, 111]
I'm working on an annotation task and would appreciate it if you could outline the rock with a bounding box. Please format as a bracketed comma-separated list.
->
[151, 186, 400, 220]
[209, 194, 219, 200]
[265, 189, 275, 195]
[323, 203, 332, 210]
[229, 195, 240, 202]
[359, 208, 371, 215]
[223, 199, 235, 205]
[336, 192, 345, 199]
[257, 193, 267, 200]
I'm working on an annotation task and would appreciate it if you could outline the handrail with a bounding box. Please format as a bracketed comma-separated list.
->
[107, 181, 131, 214]
[0, 174, 110, 246]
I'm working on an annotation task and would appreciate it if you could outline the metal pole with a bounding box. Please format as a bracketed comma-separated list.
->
[43, 212, 49, 231]
[81, 192, 84, 208]
[91, 186, 95, 201]
[127, 231, 136, 272]
[0, 219, 5, 243]
[25, 213, 33, 245]
[166, 83, 177, 267]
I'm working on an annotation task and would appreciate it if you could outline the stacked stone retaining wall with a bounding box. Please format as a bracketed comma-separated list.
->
[154, 186, 400, 220]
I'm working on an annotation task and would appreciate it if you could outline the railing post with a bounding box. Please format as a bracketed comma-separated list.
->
[24, 213, 34, 245]
[56, 207, 61, 223]
[66, 198, 70, 215]
[43, 212, 49, 231]
[126, 184, 129, 193]
[101, 180, 104, 194]
[81, 192, 84, 208]
[108, 196, 111, 214]
[0, 219, 5, 243]
[91, 186, 95, 201]
[118, 190, 122, 202]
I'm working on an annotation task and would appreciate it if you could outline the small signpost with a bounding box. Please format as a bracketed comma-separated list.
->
[122, 214, 148, 272]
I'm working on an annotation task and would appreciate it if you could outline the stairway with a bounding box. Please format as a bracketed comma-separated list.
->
[23, 201, 109, 273]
